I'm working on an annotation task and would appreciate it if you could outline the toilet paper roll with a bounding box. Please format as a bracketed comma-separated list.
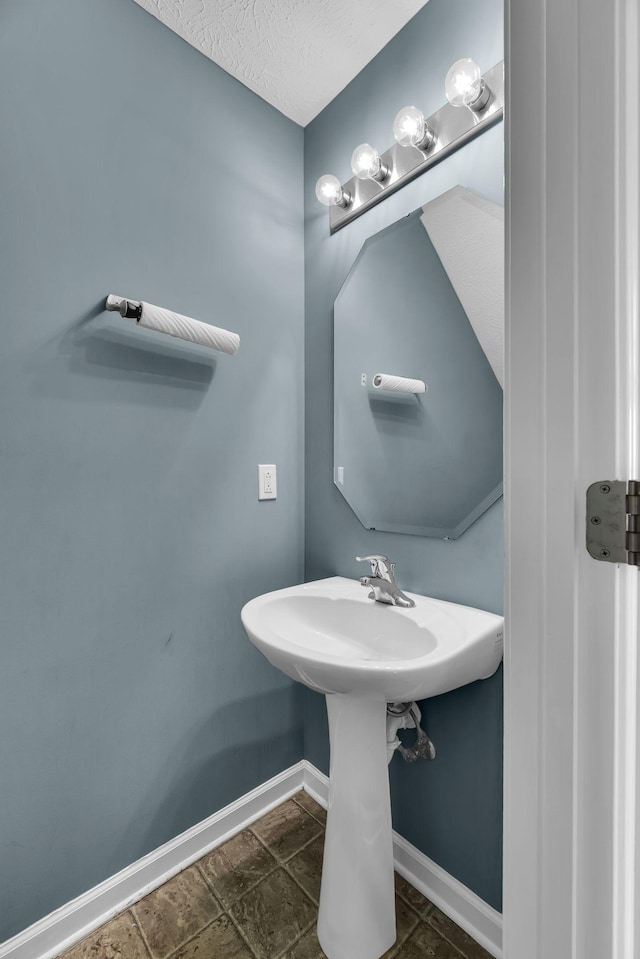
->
[138, 302, 240, 355]
[372, 373, 427, 394]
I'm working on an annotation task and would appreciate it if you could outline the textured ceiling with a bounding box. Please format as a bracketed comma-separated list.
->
[132, 0, 429, 126]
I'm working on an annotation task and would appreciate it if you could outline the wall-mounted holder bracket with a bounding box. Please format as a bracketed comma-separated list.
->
[105, 294, 142, 320]
[586, 480, 640, 567]
[329, 61, 504, 234]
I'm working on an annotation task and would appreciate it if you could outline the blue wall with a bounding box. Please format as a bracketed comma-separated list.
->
[303, 0, 504, 910]
[0, 0, 304, 941]
[1, 0, 505, 940]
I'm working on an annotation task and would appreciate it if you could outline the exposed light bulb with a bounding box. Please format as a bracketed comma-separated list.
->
[350, 143, 388, 182]
[444, 58, 491, 111]
[315, 174, 350, 208]
[392, 106, 435, 150]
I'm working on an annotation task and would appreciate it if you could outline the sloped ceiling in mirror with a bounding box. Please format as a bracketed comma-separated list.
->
[131, 0, 429, 126]
[419, 186, 504, 386]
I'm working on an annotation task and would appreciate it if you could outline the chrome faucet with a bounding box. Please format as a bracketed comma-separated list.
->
[355, 555, 416, 608]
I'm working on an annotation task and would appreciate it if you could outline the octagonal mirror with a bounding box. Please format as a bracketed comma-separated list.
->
[333, 185, 503, 539]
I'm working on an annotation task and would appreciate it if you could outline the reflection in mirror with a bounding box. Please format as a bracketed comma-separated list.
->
[333, 186, 503, 539]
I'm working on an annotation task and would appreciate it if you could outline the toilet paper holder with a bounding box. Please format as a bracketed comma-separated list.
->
[104, 294, 241, 356]
[106, 294, 142, 320]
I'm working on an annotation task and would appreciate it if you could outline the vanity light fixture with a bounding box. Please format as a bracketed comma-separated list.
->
[392, 106, 436, 151]
[350, 143, 389, 182]
[316, 59, 504, 233]
[444, 58, 492, 112]
[315, 173, 351, 208]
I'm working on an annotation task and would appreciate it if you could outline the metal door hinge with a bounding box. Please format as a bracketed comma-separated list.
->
[586, 480, 640, 566]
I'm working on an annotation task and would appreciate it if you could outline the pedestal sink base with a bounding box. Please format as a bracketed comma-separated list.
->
[317, 694, 396, 959]
[241, 577, 504, 956]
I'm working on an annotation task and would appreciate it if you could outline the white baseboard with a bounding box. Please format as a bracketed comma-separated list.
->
[393, 834, 502, 958]
[0, 763, 306, 959]
[1, 760, 502, 959]
[301, 762, 502, 959]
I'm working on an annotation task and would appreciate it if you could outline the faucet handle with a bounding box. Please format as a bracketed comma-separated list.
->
[356, 554, 395, 577]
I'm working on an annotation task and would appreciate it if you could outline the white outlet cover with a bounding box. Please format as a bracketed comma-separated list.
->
[258, 464, 277, 501]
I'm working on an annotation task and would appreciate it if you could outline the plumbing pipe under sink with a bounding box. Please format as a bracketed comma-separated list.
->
[386, 702, 436, 763]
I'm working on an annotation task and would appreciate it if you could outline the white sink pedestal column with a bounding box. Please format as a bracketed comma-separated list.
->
[317, 694, 396, 959]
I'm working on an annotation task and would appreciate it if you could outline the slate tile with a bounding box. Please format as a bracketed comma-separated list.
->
[286, 835, 325, 904]
[170, 914, 253, 959]
[427, 908, 493, 958]
[251, 800, 322, 863]
[132, 865, 220, 958]
[378, 896, 422, 959]
[59, 911, 150, 959]
[389, 921, 463, 958]
[57, 798, 490, 959]
[292, 791, 327, 826]
[198, 829, 277, 907]
[280, 926, 324, 959]
[229, 868, 317, 959]
[394, 873, 433, 917]
[394, 896, 421, 947]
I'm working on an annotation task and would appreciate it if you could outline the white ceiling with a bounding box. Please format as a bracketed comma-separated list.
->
[132, 0, 429, 126]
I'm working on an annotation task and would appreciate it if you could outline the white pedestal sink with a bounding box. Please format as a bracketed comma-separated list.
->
[241, 577, 503, 959]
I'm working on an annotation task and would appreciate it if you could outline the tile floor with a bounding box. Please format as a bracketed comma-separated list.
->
[59, 792, 492, 959]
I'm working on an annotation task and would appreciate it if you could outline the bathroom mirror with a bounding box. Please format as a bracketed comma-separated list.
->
[333, 186, 504, 539]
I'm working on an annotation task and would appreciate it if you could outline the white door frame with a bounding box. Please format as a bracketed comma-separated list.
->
[505, 0, 640, 957]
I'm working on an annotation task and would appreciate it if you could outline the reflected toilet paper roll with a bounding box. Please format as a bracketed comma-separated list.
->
[139, 302, 240, 355]
[372, 373, 427, 394]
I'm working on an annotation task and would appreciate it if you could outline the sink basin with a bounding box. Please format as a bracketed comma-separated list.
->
[241, 576, 503, 959]
[241, 576, 503, 700]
